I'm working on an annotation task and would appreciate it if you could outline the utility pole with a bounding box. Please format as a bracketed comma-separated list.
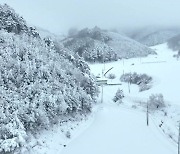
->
[178, 122, 180, 154]
[101, 85, 103, 104]
[102, 69, 104, 78]
[103, 60, 105, 71]
[128, 81, 130, 93]
[147, 101, 149, 126]
[128, 74, 132, 93]
[103, 53, 105, 73]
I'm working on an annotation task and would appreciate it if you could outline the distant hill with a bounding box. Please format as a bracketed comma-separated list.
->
[62, 27, 155, 63]
[105, 31, 155, 58]
[125, 27, 180, 46]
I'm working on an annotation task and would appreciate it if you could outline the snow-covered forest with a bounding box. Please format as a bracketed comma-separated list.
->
[63, 27, 155, 62]
[0, 4, 99, 153]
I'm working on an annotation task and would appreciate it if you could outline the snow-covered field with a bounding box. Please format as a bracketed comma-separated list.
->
[32, 43, 180, 154]
[90, 43, 180, 106]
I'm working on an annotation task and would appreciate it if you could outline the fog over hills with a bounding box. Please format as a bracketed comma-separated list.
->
[124, 26, 180, 46]
[0, 1, 180, 154]
[1, 0, 180, 34]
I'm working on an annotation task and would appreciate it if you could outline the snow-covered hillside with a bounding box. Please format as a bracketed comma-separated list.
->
[106, 31, 156, 58]
[126, 27, 180, 46]
[1, 3, 179, 154]
[0, 4, 99, 154]
[62, 27, 155, 62]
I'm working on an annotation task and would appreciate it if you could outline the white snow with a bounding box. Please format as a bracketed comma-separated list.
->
[61, 104, 176, 154]
[91, 43, 180, 106]
[60, 43, 179, 154]
[31, 43, 180, 154]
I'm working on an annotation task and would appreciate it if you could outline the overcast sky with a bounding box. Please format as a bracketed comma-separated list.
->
[1, 0, 180, 34]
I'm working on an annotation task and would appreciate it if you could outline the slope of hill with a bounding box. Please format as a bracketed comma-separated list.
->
[106, 31, 155, 58]
[62, 27, 155, 63]
[0, 4, 98, 153]
[0, 4, 39, 37]
[126, 27, 180, 46]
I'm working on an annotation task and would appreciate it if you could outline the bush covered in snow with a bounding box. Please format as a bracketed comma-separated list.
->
[148, 94, 165, 110]
[113, 89, 124, 103]
[107, 73, 116, 79]
[66, 131, 71, 139]
[120, 72, 152, 92]
[139, 83, 152, 92]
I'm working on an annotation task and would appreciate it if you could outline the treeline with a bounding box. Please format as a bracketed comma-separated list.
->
[63, 27, 118, 62]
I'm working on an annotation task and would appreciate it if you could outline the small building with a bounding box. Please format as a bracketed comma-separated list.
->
[96, 78, 108, 86]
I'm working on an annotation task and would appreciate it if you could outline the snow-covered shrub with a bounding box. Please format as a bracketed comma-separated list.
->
[66, 131, 71, 139]
[107, 73, 116, 79]
[120, 72, 152, 84]
[148, 94, 165, 110]
[120, 72, 152, 91]
[132, 105, 137, 109]
[172, 51, 180, 60]
[139, 83, 152, 92]
[0, 103, 27, 153]
[113, 89, 124, 103]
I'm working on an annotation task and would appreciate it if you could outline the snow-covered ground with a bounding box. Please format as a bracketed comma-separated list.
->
[31, 43, 180, 154]
[60, 104, 176, 154]
[90, 43, 180, 106]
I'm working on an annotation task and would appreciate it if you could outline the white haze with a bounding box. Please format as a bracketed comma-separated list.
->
[1, 0, 180, 34]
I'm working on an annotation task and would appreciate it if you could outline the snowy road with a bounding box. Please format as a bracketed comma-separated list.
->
[61, 104, 176, 154]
